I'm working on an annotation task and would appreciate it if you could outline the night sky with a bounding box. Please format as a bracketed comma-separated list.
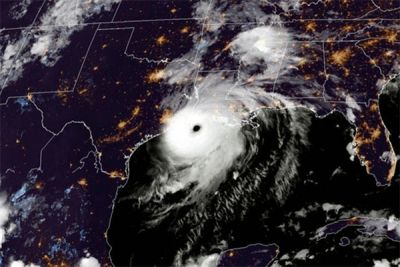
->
[0, 0, 399, 266]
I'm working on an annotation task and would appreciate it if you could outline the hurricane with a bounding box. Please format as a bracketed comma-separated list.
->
[107, 75, 316, 266]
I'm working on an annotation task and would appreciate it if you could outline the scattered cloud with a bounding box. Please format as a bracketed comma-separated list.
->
[346, 142, 356, 161]
[0, 194, 10, 248]
[345, 95, 361, 111]
[321, 203, 343, 213]
[1, 0, 120, 88]
[346, 108, 356, 122]
[30, 35, 51, 57]
[387, 215, 400, 236]
[184, 253, 219, 267]
[8, 260, 39, 267]
[9, 0, 33, 20]
[373, 259, 390, 267]
[78, 256, 101, 267]
[9, 261, 25, 267]
[293, 249, 309, 260]
[230, 26, 291, 67]
[278, 0, 301, 13]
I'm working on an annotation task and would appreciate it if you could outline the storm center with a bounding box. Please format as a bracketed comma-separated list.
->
[192, 125, 201, 132]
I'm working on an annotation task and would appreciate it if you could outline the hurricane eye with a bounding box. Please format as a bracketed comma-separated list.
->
[192, 125, 201, 132]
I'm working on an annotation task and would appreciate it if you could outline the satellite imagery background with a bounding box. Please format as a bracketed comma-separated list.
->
[0, 0, 399, 266]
